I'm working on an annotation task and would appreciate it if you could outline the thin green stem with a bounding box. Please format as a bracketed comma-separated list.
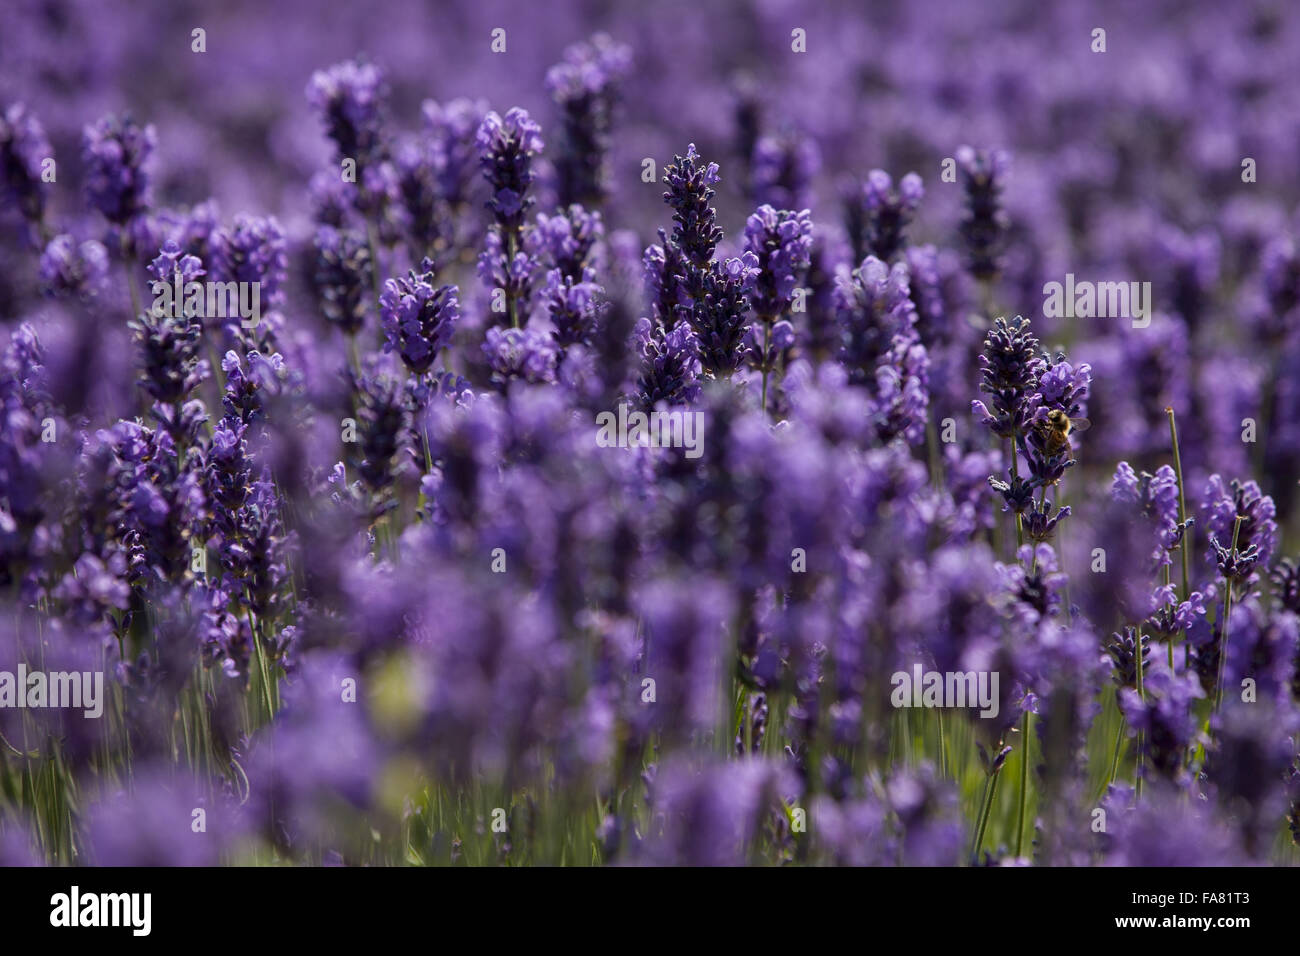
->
[1166, 408, 1191, 602]
[1106, 715, 1126, 793]
[1015, 709, 1030, 858]
[1135, 624, 1145, 800]
[936, 710, 948, 780]
[1213, 516, 1245, 713]
[121, 234, 142, 323]
[1010, 434, 1025, 549]
[970, 769, 1001, 864]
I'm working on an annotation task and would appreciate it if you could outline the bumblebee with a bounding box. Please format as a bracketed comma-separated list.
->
[1034, 408, 1090, 458]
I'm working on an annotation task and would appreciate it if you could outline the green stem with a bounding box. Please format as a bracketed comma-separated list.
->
[365, 220, 384, 306]
[1015, 709, 1031, 858]
[1166, 408, 1191, 602]
[1213, 516, 1244, 713]
[120, 234, 142, 323]
[970, 769, 1001, 863]
[1106, 715, 1126, 793]
[1163, 564, 1175, 670]
[1135, 624, 1145, 800]
[1010, 434, 1025, 549]
[937, 710, 948, 780]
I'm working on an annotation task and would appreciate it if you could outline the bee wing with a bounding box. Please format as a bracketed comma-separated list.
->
[1069, 417, 1091, 434]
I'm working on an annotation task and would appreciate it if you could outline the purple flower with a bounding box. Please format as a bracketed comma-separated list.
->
[637, 757, 795, 865]
[850, 169, 924, 263]
[39, 234, 109, 301]
[635, 317, 701, 408]
[0, 102, 51, 225]
[82, 768, 242, 866]
[312, 225, 372, 335]
[749, 131, 819, 212]
[546, 34, 631, 207]
[743, 204, 813, 319]
[482, 326, 558, 389]
[478, 107, 544, 231]
[306, 58, 388, 167]
[422, 97, 488, 209]
[1112, 462, 1187, 569]
[1119, 658, 1205, 784]
[1200, 475, 1277, 583]
[835, 256, 930, 443]
[82, 113, 155, 226]
[379, 257, 460, 374]
[662, 143, 722, 278]
[539, 267, 601, 350]
[687, 253, 759, 377]
[955, 145, 1010, 282]
[971, 314, 1043, 441]
[643, 229, 689, 325]
[527, 205, 604, 280]
[477, 229, 538, 324]
[348, 365, 409, 512]
[210, 214, 287, 307]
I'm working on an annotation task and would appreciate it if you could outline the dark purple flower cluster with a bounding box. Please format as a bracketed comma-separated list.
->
[379, 257, 460, 374]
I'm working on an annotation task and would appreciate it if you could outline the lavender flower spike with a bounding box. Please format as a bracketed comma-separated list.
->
[379, 257, 460, 375]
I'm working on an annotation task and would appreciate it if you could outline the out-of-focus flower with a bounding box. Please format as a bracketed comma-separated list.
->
[0, 102, 52, 226]
[955, 146, 1010, 283]
[39, 234, 109, 300]
[82, 113, 155, 227]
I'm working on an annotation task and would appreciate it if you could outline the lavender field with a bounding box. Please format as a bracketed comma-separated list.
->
[2, 0, 1299, 867]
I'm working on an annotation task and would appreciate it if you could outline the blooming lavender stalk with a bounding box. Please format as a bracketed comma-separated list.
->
[211, 215, 287, 302]
[749, 131, 819, 212]
[306, 59, 388, 185]
[835, 256, 930, 443]
[546, 34, 631, 208]
[634, 318, 701, 409]
[744, 205, 812, 412]
[348, 365, 409, 518]
[394, 97, 485, 258]
[482, 326, 559, 390]
[643, 229, 689, 327]
[973, 315, 1043, 537]
[83, 113, 156, 323]
[1198, 478, 1277, 710]
[306, 57, 397, 308]
[1119, 661, 1204, 784]
[539, 268, 601, 352]
[849, 170, 923, 264]
[0, 103, 52, 234]
[662, 144, 723, 293]
[528, 205, 604, 281]
[478, 108, 544, 328]
[82, 114, 155, 229]
[1023, 355, 1091, 489]
[955, 146, 1010, 287]
[210, 214, 287, 351]
[39, 234, 109, 301]
[313, 225, 372, 337]
[133, 241, 210, 440]
[1112, 462, 1202, 665]
[378, 257, 460, 376]
[689, 253, 760, 378]
[744, 205, 813, 320]
[1201, 476, 1277, 585]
